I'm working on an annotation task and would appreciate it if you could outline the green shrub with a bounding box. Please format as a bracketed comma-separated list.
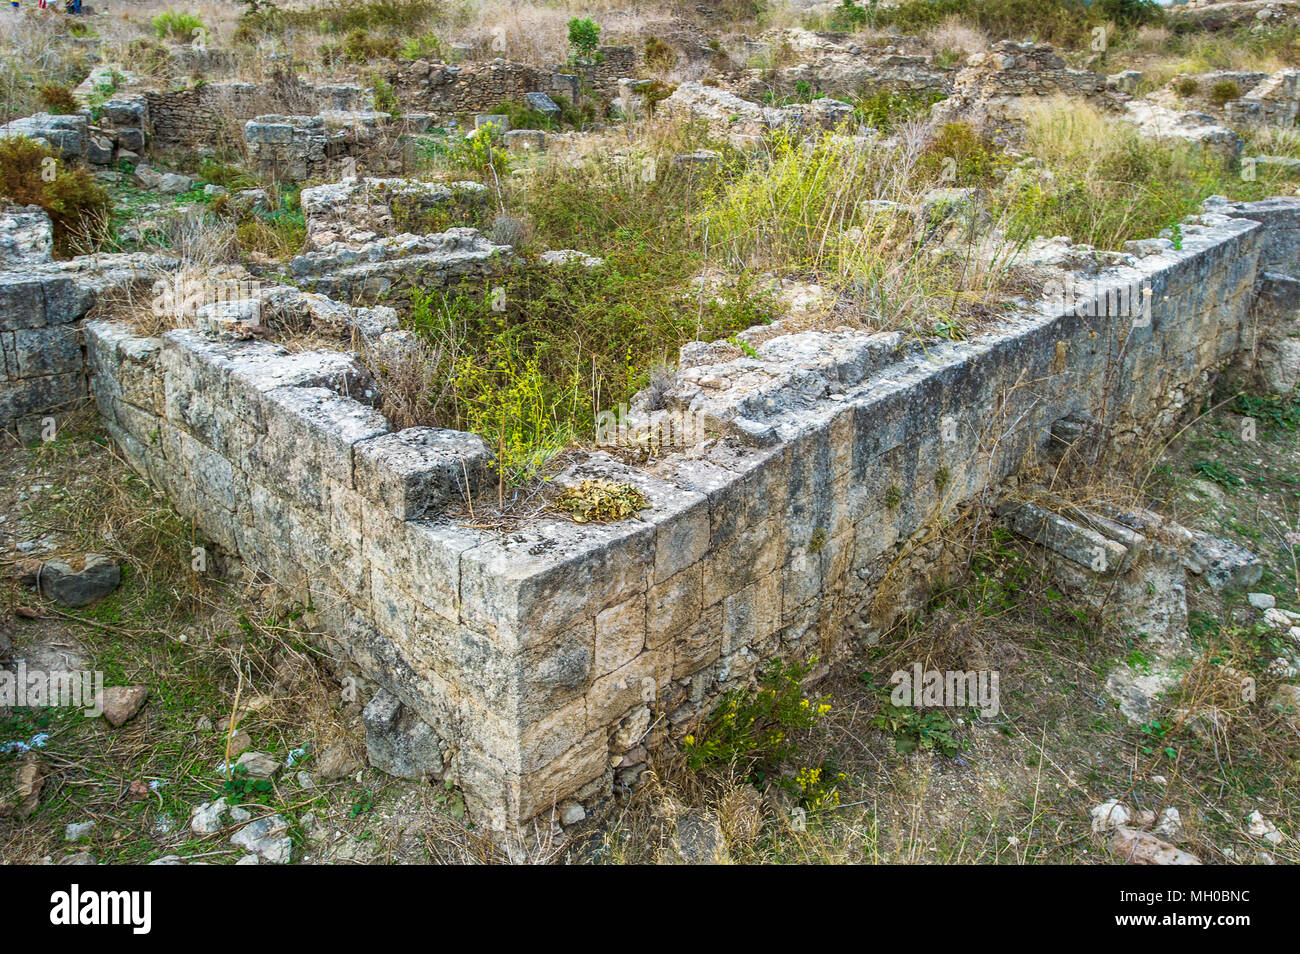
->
[0, 137, 110, 256]
[152, 10, 205, 43]
[1174, 77, 1200, 97]
[920, 122, 1004, 185]
[399, 33, 443, 61]
[342, 29, 398, 63]
[854, 87, 945, 134]
[567, 17, 601, 62]
[1208, 79, 1241, 106]
[37, 84, 79, 115]
[830, 0, 871, 30]
[684, 657, 832, 775]
[643, 36, 676, 71]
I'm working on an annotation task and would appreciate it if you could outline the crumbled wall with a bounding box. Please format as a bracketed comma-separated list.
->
[389, 46, 636, 117]
[244, 112, 425, 183]
[144, 79, 368, 155]
[0, 249, 169, 444]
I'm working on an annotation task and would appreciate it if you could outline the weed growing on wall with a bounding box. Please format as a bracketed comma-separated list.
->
[685, 658, 831, 768]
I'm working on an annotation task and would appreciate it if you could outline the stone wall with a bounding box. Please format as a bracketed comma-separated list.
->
[68, 196, 1299, 835]
[244, 112, 427, 183]
[0, 213, 168, 443]
[390, 46, 636, 118]
[144, 79, 368, 155]
[931, 41, 1108, 125]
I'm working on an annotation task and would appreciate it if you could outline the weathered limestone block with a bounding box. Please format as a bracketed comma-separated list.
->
[1121, 100, 1243, 162]
[288, 228, 510, 305]
[354, 426, 493, 520]
[0, 206, 53, 265]
[363, 688, 445, 779]
[660, 82, 856, 144]
[0, 112, 88, 160]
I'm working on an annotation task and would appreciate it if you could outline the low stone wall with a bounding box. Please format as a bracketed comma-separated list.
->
[144, 79, 368, 156]
[1225, 68, 1300, 126]
[68, 196, 1298, 836]
[931, 41, 1108, 125]
[244, 112, 428, 183]
[0, 231, 169, 443]
[390, 46, 636, 118]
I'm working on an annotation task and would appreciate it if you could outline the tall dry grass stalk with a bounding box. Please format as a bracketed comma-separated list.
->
[698, 120, 1022, 336]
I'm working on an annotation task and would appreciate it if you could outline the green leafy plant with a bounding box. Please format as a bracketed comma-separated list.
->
[567, 17, 602, 64]
[221, 763, 274, 801]
[870, 685, 968, 756]
[1194, 459, 1242, 489]
[684, 657, 831, 773]
[152, 10, 205, 42]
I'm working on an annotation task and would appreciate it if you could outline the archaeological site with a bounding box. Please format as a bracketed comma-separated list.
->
[0, 0, 1298, 881]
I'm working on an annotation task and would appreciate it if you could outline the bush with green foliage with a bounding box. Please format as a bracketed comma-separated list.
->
[152, 10, 205, 43]
[684, 657, 832, 776]
[0, 137, 110, 256]
[37, 84, 79, 115]
[854, 88, 946, 134]
[1208, 79, 1241, 106]
[567, 17, 601, 63]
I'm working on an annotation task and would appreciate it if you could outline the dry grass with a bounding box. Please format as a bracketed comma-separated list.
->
[925, 16, 989, 59]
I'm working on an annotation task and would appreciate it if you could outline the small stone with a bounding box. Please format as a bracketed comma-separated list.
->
[38, 553, 120, 607]
[1247, 810, 1283, 845]
[229, 806, 251, 824]
[316, 742, 361, 781]
[235, 854, 260, 865]
[1109, 827, 1202, 865]
[1248, 592, 1276, 610]
[296, 770, 316, 790]
[558, 800, 586, 826]
[189, 797, 227, 835]
[1154, 807, 1183, 839]
[1189, 532, 1263, 591]
[157, 172, 195, 194]
[6, 755, 46, 819]
[235, 751, 278, 779]
[230, 814, 293, 864]
[64, 821, 95, 841]
[675, 810, 728, 864]
[226, 729, 252, 757]
[58, 852, 97, 865]
[101, 686, 149, 727]
[195, 716, 214, 732]
[302, 812, 327, 841]
[1090, 800, 1131, 833]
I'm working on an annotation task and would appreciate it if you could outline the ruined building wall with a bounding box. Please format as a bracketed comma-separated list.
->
[68, 198, 1300, 832]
